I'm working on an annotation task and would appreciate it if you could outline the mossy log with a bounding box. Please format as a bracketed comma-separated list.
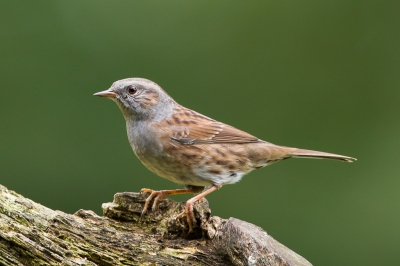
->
[0, 184, 312, 266]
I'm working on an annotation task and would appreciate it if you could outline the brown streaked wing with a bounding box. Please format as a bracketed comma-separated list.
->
[166, 108, 261, 144]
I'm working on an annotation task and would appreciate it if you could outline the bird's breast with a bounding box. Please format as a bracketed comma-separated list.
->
[126, 122, 163, 162]
[126, 121, 188, 183]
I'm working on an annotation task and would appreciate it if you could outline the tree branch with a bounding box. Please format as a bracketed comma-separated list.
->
[0, 184, 312, 265]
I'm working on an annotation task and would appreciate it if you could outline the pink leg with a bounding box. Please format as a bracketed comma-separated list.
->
[176, 185, 222, 232]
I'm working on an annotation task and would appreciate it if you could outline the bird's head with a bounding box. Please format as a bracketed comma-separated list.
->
[94, 78, 176, 122]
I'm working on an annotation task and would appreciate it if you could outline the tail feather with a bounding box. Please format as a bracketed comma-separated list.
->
[286, 148, 356, 162]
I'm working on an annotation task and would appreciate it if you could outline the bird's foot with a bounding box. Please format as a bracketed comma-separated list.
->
[139, 187, 197, 219]
[139, 188, 197, 233]
[139, 188, 167, 218]
[176, 199, 197, 233]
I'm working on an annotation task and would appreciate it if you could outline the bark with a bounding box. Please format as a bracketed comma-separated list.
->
[0, 184, 312, 266]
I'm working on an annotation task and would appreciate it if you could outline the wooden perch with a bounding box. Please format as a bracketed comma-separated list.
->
[0, 184, 312, 266]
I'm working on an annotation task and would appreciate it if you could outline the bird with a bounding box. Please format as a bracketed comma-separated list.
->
[94, 78, 356, 232]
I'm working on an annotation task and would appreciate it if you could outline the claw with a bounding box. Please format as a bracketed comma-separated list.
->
[176, 200, 196, 233]
[139, 189, 169, 219]
[152, 192, 163, 211]
[141, 190, 158, 216]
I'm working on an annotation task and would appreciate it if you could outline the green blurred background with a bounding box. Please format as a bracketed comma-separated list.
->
[1, 1, 399, 265]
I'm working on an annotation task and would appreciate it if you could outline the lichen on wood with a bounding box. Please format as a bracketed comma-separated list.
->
[0, 184, 312, 266]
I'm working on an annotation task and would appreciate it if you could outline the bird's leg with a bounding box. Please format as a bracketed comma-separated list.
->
[176, 185, 222, 233]
[140, 188, 198, 217]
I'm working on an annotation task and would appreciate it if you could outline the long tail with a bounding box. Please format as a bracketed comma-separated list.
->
[286, 148, 356, 162]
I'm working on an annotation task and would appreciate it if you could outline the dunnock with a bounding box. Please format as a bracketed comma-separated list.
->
[94, 78, 356, 232]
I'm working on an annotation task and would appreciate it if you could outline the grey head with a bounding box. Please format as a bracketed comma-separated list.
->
[94, 78, 176, 122]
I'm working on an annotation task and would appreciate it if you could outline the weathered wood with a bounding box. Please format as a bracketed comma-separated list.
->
[0, 184, 312, 266]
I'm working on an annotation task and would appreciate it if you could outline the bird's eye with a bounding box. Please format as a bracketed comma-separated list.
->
[126, 85, 137, 95]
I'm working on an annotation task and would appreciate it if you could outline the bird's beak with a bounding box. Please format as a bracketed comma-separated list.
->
[93, 89, 117, 98]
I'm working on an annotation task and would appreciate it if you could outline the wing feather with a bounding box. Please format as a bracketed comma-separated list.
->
[163, 106, 261, 145]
